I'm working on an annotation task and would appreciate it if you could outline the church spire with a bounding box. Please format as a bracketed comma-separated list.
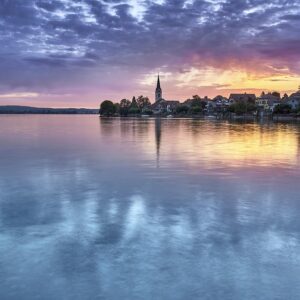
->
[156, 74, 161, 90]
[155, 74, 162, 102]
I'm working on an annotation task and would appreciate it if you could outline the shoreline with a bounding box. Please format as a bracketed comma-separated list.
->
[0, 105, 98, 114]
[99, 114, 300, 123]
[1, 111, 300, 122]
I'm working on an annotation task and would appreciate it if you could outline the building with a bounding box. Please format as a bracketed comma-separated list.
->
[155, 75, 162, 102]
[151, 75, 180, 114]
[151, 100, 180, 114]
[229, 93, 256, 103]
[256, 93, 281, 112]
[212, 95, 230, 109]
[286, 87, 300, 110]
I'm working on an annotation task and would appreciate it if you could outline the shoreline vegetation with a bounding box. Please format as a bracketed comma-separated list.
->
[99, 92, 300, 122]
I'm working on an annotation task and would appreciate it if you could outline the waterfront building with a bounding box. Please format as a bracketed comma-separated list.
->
[152, 75, 180, 114]
[229, 93, 256, 103]
[256, 93, 281, 112]
[151, 100, 180, 114]
[286, 87, 300, 110]
[212, 95, 230, 109]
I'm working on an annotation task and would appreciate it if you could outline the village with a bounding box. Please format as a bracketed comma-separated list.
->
[100, 75, 300, 121]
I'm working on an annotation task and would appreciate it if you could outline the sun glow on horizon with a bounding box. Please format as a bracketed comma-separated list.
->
[140, 66, 300, 100]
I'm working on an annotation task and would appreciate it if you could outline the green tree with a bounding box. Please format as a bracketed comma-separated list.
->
[246, 102, 256, 112]
[137, 95, 151, 110]
[120, 99, 131, 116]
[142, 108, 153, 115]
[234, 102, 247, 115]
[228, 102, 256, 115]
[131, 96, 137, 106]
[100, 100, 116, 116]
[128, 107, 140, 114]
[273, 103, 292, 114]
[114, 103, 120, 115]
[192, 95, 201, 101]
[190, 106, 202, 114]
[176, 105, 189, 114]
[129, 96, 140, 114]
[228, 104, 235, 113]
[191, 95, 202, 108]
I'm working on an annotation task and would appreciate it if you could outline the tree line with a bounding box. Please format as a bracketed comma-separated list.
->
[100, 96, 151, 116]
[100, 92, 300, 116]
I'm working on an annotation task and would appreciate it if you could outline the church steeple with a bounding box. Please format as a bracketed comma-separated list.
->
[156, 75, 161, 90]
[155, 74, 162, 102]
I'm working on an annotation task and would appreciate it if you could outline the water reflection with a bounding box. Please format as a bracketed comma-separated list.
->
[155, 118, 161, 167]
[0, 116, 300, 299]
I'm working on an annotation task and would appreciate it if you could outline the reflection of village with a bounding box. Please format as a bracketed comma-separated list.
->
[152, 117, 300, 168]
[100, 116, 300, 169]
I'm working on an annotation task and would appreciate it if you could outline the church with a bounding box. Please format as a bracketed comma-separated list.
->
[151, 75, 180, 114]
[155, 74, 162, 102]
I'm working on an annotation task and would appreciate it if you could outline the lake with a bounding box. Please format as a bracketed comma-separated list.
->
[0, 115, 300, 299]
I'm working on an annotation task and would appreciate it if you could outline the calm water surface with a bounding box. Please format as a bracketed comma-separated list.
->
[0, 115, 300, 299]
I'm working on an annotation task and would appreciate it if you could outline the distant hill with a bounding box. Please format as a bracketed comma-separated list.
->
[0, 105, 98, 114]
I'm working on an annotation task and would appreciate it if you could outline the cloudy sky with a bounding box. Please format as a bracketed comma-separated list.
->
[0, 0, 300, 107]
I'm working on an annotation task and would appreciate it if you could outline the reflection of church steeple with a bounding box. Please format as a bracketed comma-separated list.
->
[155, 118, 161, 167]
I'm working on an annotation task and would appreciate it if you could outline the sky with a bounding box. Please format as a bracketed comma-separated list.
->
[0, 0, 300, 108]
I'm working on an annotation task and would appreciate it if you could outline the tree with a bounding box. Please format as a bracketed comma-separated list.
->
[176, 105, 189, 114]
[190, 106, 202, 114]
[272, 91, 281, 98]
[100, 100, 116, 116]
[233, 102, 247, 115]
[192, 95, 201, 101]
[131, 96, 137, 106]
[128, 107, 140, 114]
[129, 96, 140, 114]
[120, 99, 131, 116]
[247, 97, 255, 104]
[246, 102, 256, 112]
[228, 101, 256, 115]
[191, 95, 202, 108]
[282, 93, 289, 101]
[273, 103, 292, 114]
[120, 99, 131, 108]
[136, 95, 151, 110]
[114, 103, 120, 115]
[142, 108, 153, 115]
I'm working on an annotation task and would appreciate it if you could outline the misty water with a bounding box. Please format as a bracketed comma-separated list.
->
[1, 115, 300, 299]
